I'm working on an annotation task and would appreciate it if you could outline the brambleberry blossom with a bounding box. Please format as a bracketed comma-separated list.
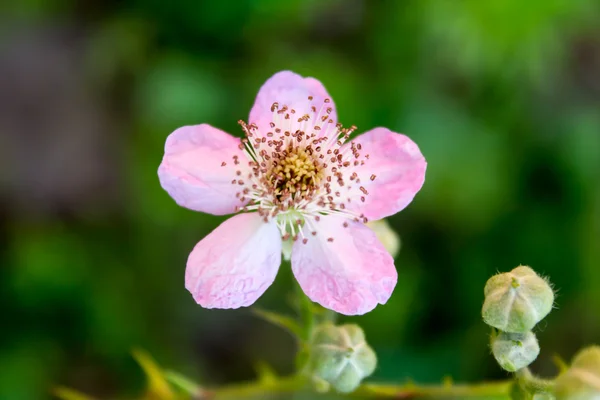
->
[158, 71, 426, 315]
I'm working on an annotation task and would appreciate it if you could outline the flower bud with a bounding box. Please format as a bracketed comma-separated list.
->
[482, 266, 554, 333]
[555, 346, 600, 400]
[308, 323, 377, 393]
[492, 331, 540, 372]
[366, 219, 401, 258]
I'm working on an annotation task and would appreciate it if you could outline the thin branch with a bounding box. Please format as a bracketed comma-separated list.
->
[201, 375, 513, 399]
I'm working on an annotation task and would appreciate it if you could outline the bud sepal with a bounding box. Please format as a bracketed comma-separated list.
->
[482, 265, 554, 333]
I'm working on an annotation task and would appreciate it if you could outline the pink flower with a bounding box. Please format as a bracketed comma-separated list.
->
[158, 71, 426, 315]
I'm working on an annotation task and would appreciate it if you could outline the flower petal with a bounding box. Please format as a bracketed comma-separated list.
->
[291, 216, 397, 315]
[249, 71, 337, 135]
[185, 213, 282, 309]
[158, 124, 249, 215]
[346, 127, 426, 220]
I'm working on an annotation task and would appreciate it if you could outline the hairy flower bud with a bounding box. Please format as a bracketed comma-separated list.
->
[492, 331, 540, 372]
[308, 323, 377, 393]
[482, 266, 554, 333]
[555, 346, 600, 400]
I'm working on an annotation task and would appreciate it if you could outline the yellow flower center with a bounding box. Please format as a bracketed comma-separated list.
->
[269, 146, 324, 199]
[223, 96, 376, 242]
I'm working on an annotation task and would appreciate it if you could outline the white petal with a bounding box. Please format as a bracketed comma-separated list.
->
[291, 216, 397, 315]
[185, 213, 282, 309]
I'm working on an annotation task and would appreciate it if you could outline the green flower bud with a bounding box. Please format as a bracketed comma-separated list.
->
[308, 323, 377, 393]
[366, 219, 401, 258]
[492, 331, 540, 372]
[482, 265, 554, 333]
[555, 346, 600, 400]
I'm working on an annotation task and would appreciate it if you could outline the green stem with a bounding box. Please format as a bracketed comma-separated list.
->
[356, 380, 512, 399]
[294, 278, 315, 341]
[205, 375, 513, 399]
[515, 367, 555, 393]
[207, 375, 307, 399]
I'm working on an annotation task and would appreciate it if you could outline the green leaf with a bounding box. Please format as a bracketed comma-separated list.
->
[52, 387, 96, 400]
[251, 308, 303, 338]
[131, 348, 175, 399]
[164, 370, 203, 397]
[253, 361, 278, 384]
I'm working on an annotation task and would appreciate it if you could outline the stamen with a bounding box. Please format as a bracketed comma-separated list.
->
[230, 97, 373, 234]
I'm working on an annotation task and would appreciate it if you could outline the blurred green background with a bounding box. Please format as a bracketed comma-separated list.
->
[1, 0, 599, 398]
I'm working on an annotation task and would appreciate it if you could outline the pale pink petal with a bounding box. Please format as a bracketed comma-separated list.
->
[158, 124, 249, 215]
[291, 216, 397, 315]
[248, 71, 337, 135]
[345, 127, 426, 221]
[185, 213, 282, 309]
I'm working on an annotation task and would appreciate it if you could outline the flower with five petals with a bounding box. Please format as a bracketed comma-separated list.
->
[158, 71, 426, 315]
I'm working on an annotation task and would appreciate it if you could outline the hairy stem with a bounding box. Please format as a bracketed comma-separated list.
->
[204, 375, 512, 399]
[357, 380, 512, 399]
[515, 367, 555, 393]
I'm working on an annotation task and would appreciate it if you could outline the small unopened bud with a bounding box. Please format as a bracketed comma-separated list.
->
[482, 266, 554, 333]
[555, 346, 600, 399]
[308, 323, 377, 393]
[366, 219, 401, 258]
[491, 331, 540, 372]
